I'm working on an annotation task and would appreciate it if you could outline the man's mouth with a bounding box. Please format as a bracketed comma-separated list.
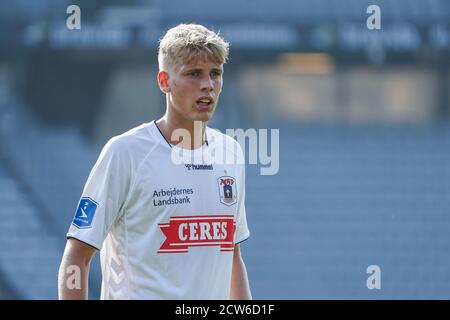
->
[195, 96, 214, 110]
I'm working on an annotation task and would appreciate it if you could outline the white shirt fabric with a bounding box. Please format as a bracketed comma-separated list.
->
[67, 121, 250, 299]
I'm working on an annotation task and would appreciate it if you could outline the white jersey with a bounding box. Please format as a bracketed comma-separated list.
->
[67, 121, 250, 299]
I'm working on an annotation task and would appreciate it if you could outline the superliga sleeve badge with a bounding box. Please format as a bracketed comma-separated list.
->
[217, 176, 237, 206]
[72, 197, 98, 228]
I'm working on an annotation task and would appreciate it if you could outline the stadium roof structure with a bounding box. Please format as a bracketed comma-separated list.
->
[1, 0, 449, 52]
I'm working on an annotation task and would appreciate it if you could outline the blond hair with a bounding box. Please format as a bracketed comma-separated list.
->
[158, 23, 229, 71]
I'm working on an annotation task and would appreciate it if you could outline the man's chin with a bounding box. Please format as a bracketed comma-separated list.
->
[192, 112, 213, 122]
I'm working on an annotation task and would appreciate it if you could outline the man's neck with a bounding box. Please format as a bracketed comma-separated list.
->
[156, 116, 207, 150]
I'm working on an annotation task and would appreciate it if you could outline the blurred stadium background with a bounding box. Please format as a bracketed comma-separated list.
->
[0, 0, 449, 299]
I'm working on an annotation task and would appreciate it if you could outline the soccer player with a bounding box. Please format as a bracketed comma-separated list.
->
[58, 23, 252, 300]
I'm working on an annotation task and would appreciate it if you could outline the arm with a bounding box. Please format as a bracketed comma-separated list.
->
[58, 238, 97, 300]
[229, 244, 252, 300]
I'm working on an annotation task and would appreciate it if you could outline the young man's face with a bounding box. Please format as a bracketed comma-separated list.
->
[163, 58, 224, 124]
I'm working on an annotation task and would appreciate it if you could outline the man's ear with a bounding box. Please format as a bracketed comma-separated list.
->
[157, 70, 171, 93]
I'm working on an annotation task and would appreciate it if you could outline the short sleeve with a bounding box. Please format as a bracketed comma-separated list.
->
[234, 145, 250, 244]
[66, 137, 131, 250]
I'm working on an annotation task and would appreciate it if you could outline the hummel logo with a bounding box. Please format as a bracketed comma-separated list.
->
[185, 164, 213, 171]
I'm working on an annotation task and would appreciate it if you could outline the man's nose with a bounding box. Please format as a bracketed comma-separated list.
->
[200, 76, 214, 92]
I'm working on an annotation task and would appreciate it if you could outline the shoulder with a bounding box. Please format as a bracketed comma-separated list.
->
[207, 127, 245, 164]
[100, 122, 158, 163]
[207, 127, 241, 150]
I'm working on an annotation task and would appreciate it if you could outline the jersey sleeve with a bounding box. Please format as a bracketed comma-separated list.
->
[234, 145, 250, 244]
[66, 137, 132, 250]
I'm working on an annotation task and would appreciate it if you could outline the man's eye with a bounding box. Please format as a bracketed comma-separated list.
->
[189, 71, 200, 77]
[211, 72, 221, 78]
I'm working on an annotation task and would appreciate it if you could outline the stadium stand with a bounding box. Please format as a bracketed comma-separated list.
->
[0, 90, 101, 299]
[244, 122, 450, 298]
